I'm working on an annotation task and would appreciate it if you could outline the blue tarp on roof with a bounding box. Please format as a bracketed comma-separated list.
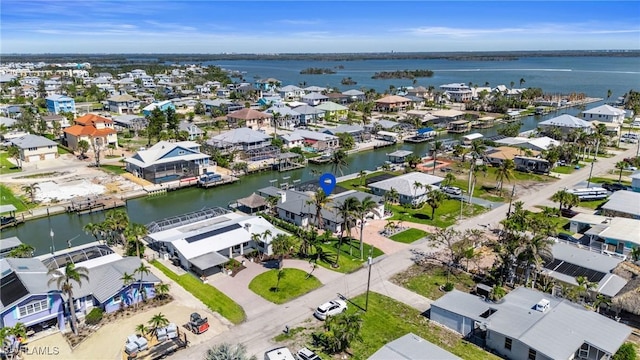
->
[417, 128, 434, 134]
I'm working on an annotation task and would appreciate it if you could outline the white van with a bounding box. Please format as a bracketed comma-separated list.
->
[264, 347, 296, 360]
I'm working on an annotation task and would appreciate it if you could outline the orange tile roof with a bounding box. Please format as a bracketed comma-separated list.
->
[64, 124, 116, 137]
[375, 95, 412, 104]
[227, 108, 272, 120]
[75, 113, 113, 125]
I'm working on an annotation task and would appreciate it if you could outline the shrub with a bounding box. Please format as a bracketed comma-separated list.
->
[613, 343, 637, 360]
[443, 282, 454, 292]
[85, 308, 104, 325]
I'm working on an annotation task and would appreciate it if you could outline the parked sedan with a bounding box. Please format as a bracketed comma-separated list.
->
[297, 348, 320, 360]
[441, 186, 462, 196]
[602, 183, 627, 192]
[314, 299, 347, 320]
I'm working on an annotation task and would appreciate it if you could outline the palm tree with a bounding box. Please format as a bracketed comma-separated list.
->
[271, 234, 295, 269]
[358, 170, 367, 186]
[412, 181, 423, 202]
[386, 187, 399, 205]
[615, 161, 627, 183]
[495, 159, 515, 194]
[274, 269, 286, 292]
[426, 187, 446, 220]
[260, 229, 272, 259]
[490, 285, 507, 301]
[324, 312, 363, 353]
[519, 78, 526, 88]
[630, 247, 640, 262]
[576, 275, 597, 302]
[334, 197, 359, 262]
[606, 89, 612, 101]
[83, 222, 105, 244]
[431, 141, 443, 174]
[121, 272, 135, 306]
[444, 172, 456, 187]
[154, 283, 170, 301]
[331, 149, 348, 176]
[353, 196, 377, 260]
[205, 343, 256, 360]
[47, 263, 89, 335]
[306, 188, 332, 230]
[21, 183, 40, 203]
[7, 243, 35, 258]
[135, 324, 148, 337]
[593, 294, 611, 313]
[147, 313, 169, 337]
[103, 209, 130, 245]
[124, 223, 148, 258]
[7, 145, 21, 169]
[135, 263, 151, 305]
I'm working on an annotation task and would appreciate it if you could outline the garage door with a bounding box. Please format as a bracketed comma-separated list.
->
[44, 153, 56, 160]
[28, 155, 40, 162]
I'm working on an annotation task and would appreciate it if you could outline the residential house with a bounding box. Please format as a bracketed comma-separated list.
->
[431, 109, 465, 124]
[439, 83, 473, 102]
[342, 89, 365, 102]
[278, 85, 305, 100]
[279, 133, 305, 149]
[386, 150, 413, 164]
[254, 78, 281, 92]
[375, 95, 412, 112]
[9, 134, 58, 162]
[538, 115, 593, 137]
[226, 108, 272, 130]
[292, 104, 324, 125]
[178, 121, 204, 141]
[63, 113, 118, 151]
[207, 127, 272, 152]
[142, 100, 176, 116]
[45, 95, 75, 114]
[374, 119, 401, 132]
[202, 99, 243, 115]
[406, 86, 431, 99]
[514, 156, 551, 174]
[145, 209, 287, 276]
[601, 190, 640, 220]
[0, 237, 23, 258]
[582, 105, 626, 124]
[315, 101, 348, 121]
[484, 146, 540, 167]
[41, 114, 71, 131]
[124, 141, 211, 184]
[325, 92, 349, 105]
[569, 213, 640, 256]
[107, 93, 141, 114]
[257, 95, 284, 107]
[494, 137, 561, 152]
[291, 129, 339, 151]
[369, 333, 460, 360]
[265, 103, 301, 130]
[430, 287, 631, 360]
[405, 95, 426, 108]
[301, 92, 329, 106]
[630, 171, 640, 193]
[112, 114, 147, 132]
[368, 173, 444, 206]
[323, 124, 368, 142]
[304, 86, 327, 93]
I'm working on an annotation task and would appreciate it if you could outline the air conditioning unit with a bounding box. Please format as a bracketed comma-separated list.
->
[535, 299, 550, 312]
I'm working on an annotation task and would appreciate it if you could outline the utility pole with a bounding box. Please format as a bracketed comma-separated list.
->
[365, 247, 373, 311]
[506, 185, 516, 218]
[586, 161, 595, 188]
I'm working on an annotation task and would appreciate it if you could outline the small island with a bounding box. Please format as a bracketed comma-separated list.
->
[372, 69, 434, 79]
[300, 67, 336, 74]
[341, 77, 357, 85]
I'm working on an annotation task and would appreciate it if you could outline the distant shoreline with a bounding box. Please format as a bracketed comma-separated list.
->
[2, 50, 639, 64]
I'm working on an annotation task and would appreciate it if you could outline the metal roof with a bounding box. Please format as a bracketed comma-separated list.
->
[0, 205, 17, 213]
[189, 252, 229, 271]
[368, 333, 460, 360]
[602, 190, 640, 217]
[10, 134, 58, 149]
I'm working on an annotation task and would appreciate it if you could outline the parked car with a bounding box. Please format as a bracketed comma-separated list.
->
[621, 137, 638, 144]
[602, 183, 627, 192]
[560, 208, 579, 218]
[314, 299, 347, 320]
[296, 348, 320, 360]
[556, 233, 577, 242]
[625, 166, 638, 171]
[441, 186, 462, 196]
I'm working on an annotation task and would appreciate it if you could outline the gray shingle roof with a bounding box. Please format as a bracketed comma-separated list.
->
[10, 134, 57, 149]
[539, 114, 592, 128]
[209, 127, 271, 145]
[368, 173, 444, 197]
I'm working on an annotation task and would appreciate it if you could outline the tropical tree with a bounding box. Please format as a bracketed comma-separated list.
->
[7, 243, 35, 258]
[83, 222, 105, 244]
[490, 285, 507, 301]
[135, 324, 148, 337]
[519, 78, 526, 88]
[47, 263, 89, 335]
[427, 228, 461, 283]
[550, 190, 579, 210]
[274, 268, 286, 292]
[405, 154, 422, 169]
[444, 172, 456, 187]
[354, 196, 377, 260]
[271, 234, 296, 269]
[334, 197, 359, 262]
[630, 247, 640, 262]
[426, 187, 447, 220]
[205, 343, 257, 360]
[135, 263, 151, 305]
[154, 283, 170, 301]
[306, 188, 332, 231]
[593, 294, 611, 313]
[124, 222, 148, 258]
[385, 187, 399, 206]
[102, 209, 130, 245]
[412, 181, 423, 201]
[358, 170, 367, 186]
[616, 161, 628, 183]
[77, 140, 90, 157]
[431, 141, 443, 174]
[495, 159, 515, 194]
[147, 313, 169, 337]
[316, 312, 363, 354]
[7, 145, 21, 169]
[331, 149, 348, 176]
[21, 182, 40, 203]
[576, 275, 597, 302]
[121, 271, 135, 306]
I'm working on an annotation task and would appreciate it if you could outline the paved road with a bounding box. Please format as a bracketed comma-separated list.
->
[169, 145, 640, 358]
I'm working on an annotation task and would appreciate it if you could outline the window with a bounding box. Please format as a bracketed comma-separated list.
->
[18, 299, 49, 318]
[504, 337, 512, 351]
[528, 348, 536, 360]
[112, 296, 122, 304]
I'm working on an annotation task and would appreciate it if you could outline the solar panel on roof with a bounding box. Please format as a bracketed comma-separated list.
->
[365, 173, 398, 185]
[185, 223, 242, 243]
[544, 259, 605, 282]
[1, 272, 28, 307]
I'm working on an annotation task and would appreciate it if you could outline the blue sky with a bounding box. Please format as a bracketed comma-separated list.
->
[2, 1, 639, 53]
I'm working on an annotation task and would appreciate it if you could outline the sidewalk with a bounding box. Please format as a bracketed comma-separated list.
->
[371, 280, 433, 313]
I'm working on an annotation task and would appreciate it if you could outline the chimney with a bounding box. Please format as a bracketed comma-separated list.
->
[277, 191, 286, 204]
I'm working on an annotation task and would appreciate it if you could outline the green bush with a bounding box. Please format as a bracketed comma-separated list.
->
[85, 308, 104, 325]
[613, 343, 637, 360]
[443, 282, 454, 292]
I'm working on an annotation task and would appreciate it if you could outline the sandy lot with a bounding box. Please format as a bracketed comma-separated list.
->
[24, 303, 229, 360]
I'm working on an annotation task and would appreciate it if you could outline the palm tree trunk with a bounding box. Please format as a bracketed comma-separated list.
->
[359, 220, 365, 260]
[68, 296, 78, 335]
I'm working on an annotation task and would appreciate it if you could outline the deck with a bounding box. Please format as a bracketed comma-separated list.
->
[67, 197, 126, 215]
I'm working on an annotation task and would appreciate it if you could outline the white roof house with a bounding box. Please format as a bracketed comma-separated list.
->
[539, 114, 592, 132]
[601, 190, 640, 219]
[291, 129, 338, 142]
[582, 105, 626, 124]
[207, 127, 272, 151]
[368, 173, 444, 205]
[495, 136, 561, 151]
[124, 141, 209, 171]
[430, 287, 631, 360]
[368, 333, 460, 360]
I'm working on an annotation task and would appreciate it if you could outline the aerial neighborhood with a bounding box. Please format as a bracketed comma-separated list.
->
[1, 55, 640, 360]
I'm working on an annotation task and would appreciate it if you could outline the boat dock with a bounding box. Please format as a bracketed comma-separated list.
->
[308, 156, 332, 164]
[199, 175, 239, 188]
[144, 175, 239, 195]
[404, 136, 433, 143]
[67, 197, 126, 215]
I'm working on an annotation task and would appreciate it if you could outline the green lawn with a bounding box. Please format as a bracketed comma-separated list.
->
[57, 146, 72, 155]
[98, 164, 127, 175]
[150, 260, 246, 324]
[0, 153, 21, 175]
[392, 265, 476, 300]
[588, 177, 632, 186]
[389, 228, 428, 243]
[388, 200, 485, 228]
[0, 184, 32, 212]
[577, 199, 609, 210]
[311, 238, 384, 274]
[552, 165, 575, 174]
[249, 268, 322, 304]
[342, 293, 499, 360]
[338, 171, 399, 192]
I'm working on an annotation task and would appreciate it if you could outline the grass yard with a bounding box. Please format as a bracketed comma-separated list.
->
[388, 200, 485, 228]
[343, 293, 499, 360]
[389, 228, 429, 243]
[249, 268, 322, 304]
[391, 265, 476, 300]
[150, 260, 246, 324]
[57, 146, 72, 155]
[0, 185, 31, 212]
[98, 164, 127, 175]
[338, 171, 400, 192]
[577, 199, 609, 210]
[0, 153, 21, 175]
[311, 238, 384, 274]
[588, 177, 632, 186]
[552, 165, 575, 174]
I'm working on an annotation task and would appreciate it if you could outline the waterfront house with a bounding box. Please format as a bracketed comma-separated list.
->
[112, 114, 147, 132]
[254, 78, 281, 92]
[369, 333, 460, 360]
[315, 101, 348, 121]
[9, 134, 58, 162]
[265, 103, 301, 130]
[279, 133, 305, 149]
[601, 190, 640, 220]
[291, 129, 339, 151]
[341, 89, 365, 102]
[145, 209, 286, 276]
[45, 94, 75, 115]
[368, 173, 444, 206]
[278, 85, 304, 100]
[63, 113, 118, 151]
[439, 83, 473, 102]
[302, 92, 329, 106]
[125, 140, 211, 184]
[292, 104, 324, 125]
[387, 150, 413, 164]
[208, 127, 272, 152]
[0, 237, 23, 258]
[202, 99, 243, 115]
[178, 121, 204, 141]
[582, 105, 626, 124]
[430, 287, 631, 360]
[107, 93, 140, 114]
[375, 95, 412, 112]
[447, 120, 471, 133]
[431, 109, 465, 123]
[323, 124, 367, 142]
[538, 115, 592, 137]
[226, 108, 272, 130]
[142, 100, 176, 116]
[569, 213, 640, 255]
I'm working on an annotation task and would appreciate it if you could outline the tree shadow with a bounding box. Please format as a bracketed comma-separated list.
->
[413, 213, 431, 220]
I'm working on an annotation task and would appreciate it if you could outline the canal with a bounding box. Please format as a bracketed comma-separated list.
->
[0, 105, 588, 255]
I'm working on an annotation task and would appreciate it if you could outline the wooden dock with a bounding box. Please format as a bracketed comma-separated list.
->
[0, 217, 24, 230]
[67, 197, 126, 215]
[198, 175, 239, 188]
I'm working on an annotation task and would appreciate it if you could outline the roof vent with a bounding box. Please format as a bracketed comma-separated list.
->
[535, 299, 550, 312]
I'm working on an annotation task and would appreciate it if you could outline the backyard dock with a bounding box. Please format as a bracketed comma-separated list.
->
[198, 175, 239, 188]
[67, 197, 126, 215]
[404, 136, 432, 143]
[308, 156, 332, 164]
